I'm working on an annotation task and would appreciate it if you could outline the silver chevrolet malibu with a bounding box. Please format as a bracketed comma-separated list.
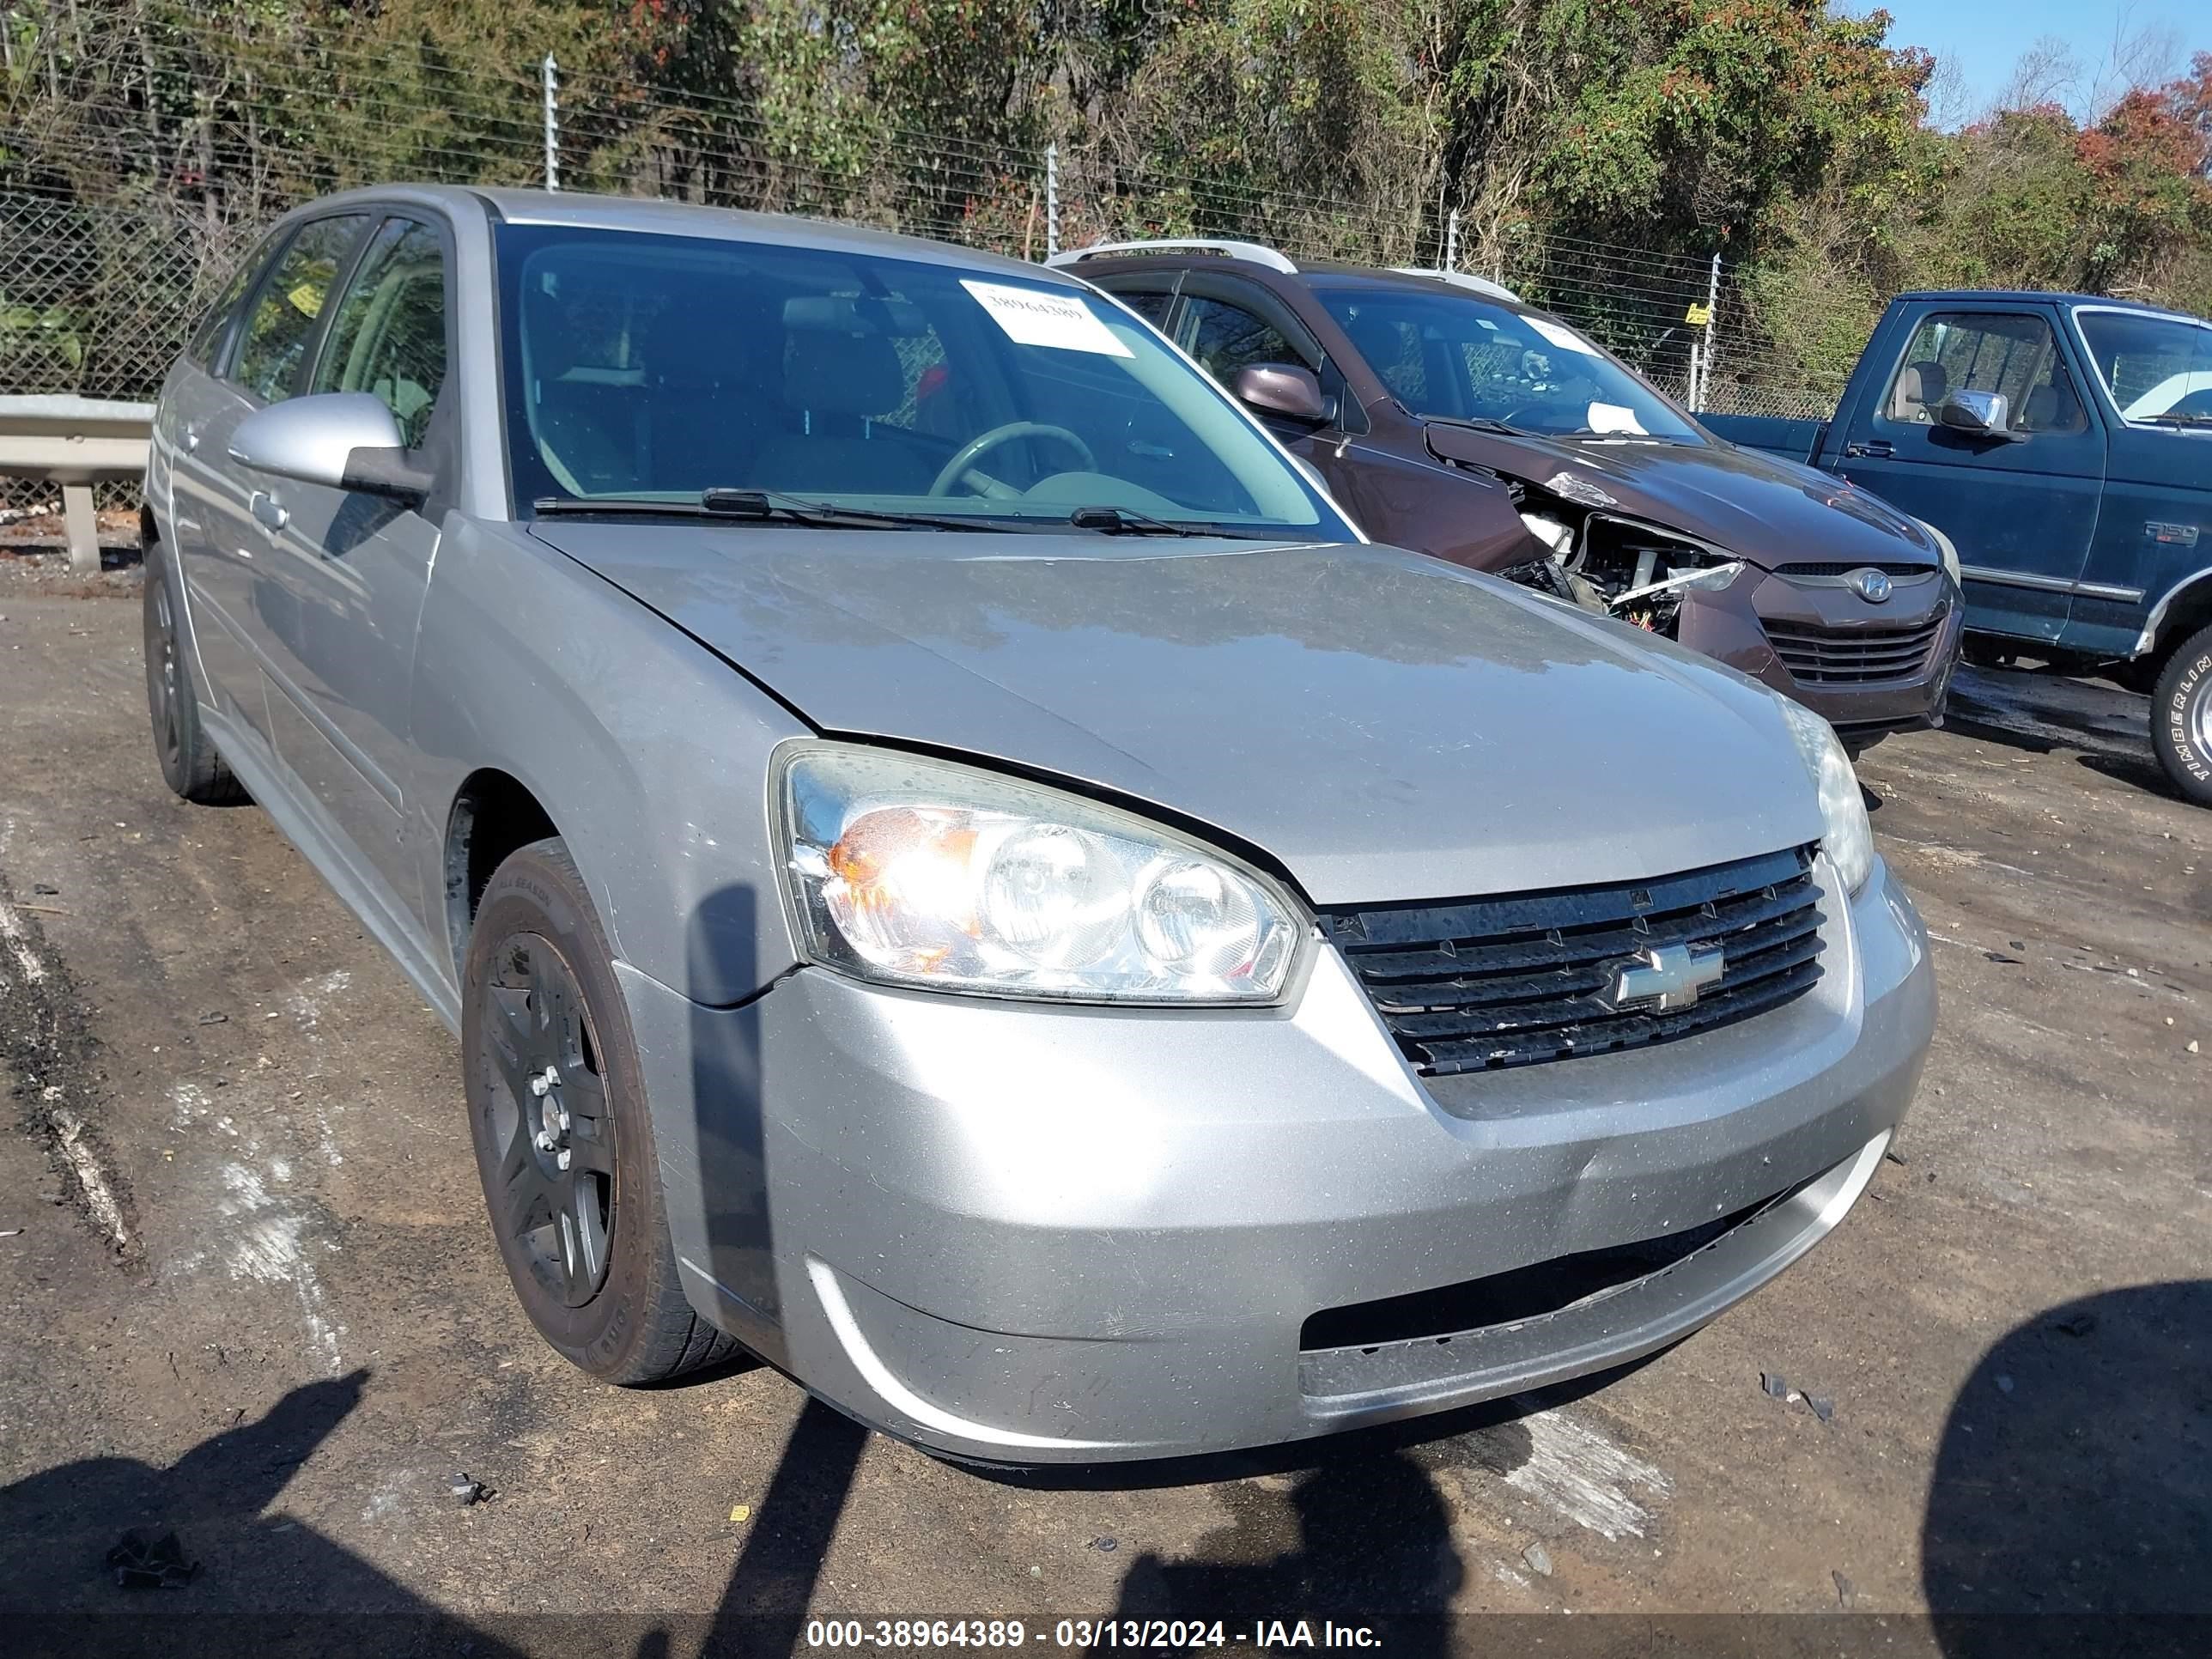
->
[143, 185, 1934, 1464]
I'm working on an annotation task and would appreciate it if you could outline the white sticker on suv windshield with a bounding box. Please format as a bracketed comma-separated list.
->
[961, 279, 1132, 357]
[1524, 316, 1600, 356]
[1586, 401, 1648, 435]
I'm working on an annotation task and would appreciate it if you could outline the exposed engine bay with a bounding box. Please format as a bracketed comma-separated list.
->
[1499, 479, 1746, 638]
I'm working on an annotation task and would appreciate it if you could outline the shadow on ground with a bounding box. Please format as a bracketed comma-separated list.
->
[1923, 1279, 2211, 1656]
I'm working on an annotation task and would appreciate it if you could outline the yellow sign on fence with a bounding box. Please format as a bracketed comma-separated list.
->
[1685, 303, 1711, 325]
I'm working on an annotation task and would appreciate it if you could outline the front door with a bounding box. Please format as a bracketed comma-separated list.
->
[1832, 307, 2106, 643]
[1171, 283, 1365, 507]
[249, 214, 453, 931]
[184, 213, 375, 744]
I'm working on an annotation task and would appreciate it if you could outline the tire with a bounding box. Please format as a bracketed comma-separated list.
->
[143, 545, 248, 805]
[2149, 623, 2212, 807]
[462, 837, 742, 1383]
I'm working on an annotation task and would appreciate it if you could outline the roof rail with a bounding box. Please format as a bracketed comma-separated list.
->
[1046, 239, 1298, 274]
[1390, 266, 1521, 303]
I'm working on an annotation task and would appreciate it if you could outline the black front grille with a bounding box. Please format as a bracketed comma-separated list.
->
[1770, 561, 1935, 578]
[1322, 847, 1824, 1076]
[1764, 614, 1947, 684]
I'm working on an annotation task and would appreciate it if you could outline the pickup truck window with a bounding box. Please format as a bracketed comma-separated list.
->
[1883, 312, 2085, 434]
[2076, 308, 2212, 424]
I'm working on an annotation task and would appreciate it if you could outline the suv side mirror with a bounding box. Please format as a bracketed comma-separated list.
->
[1933, 389, 2026, 443]
[1231, 362, 1331, 426]
[229, 392, 434, 502]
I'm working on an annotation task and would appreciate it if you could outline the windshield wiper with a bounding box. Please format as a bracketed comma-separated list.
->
[531, 489, 1020, 532]
[1067, 505, 1204, 537]
[1433, 416, 1530, 436]
[2136, 413, 2212, 428]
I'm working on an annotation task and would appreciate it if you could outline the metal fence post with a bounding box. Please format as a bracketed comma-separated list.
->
[1044, 143, 1059, 259]
[1697, 252, 1720, 410]
[1444, 209, 1460, 272]
[542, 52, 561, 192]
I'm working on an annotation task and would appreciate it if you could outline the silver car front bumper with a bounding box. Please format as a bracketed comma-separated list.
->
[623, 856, 1933, 1464]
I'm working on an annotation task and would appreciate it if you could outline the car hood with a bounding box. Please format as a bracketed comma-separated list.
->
[1423, 421, 1936, 569]
[531, 524, 1823, 905]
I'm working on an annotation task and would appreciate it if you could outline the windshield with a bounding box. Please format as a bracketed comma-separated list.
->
[1311, 283, 1702, 442]
[2075, 307, 2212, 423]
[495, 224, 1342, 533]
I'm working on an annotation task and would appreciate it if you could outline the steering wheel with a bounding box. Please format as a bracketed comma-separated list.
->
[927, 422, 1097, 498]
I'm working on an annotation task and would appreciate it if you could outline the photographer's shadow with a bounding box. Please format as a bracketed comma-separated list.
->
[1923, 1279, 2211, 1655]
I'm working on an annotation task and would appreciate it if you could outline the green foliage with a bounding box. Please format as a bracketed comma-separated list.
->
[1, 0, 2209, 410]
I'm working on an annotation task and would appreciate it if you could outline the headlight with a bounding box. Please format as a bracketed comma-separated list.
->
[776, 745, 1304, 1003]
[1776, 698, 1875, 896]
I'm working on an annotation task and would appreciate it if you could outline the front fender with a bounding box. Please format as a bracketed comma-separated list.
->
[407, 518, 810, 1007]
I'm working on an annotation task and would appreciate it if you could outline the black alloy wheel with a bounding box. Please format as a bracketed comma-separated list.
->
[480, 932, 617, 1308]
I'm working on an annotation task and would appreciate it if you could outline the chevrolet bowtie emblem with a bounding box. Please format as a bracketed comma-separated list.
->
[1604, 941, 1726, 1012]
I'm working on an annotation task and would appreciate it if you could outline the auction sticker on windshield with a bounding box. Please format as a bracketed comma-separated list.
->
[962, 278, 1133, 357]
[1525, 315, 1600, 356]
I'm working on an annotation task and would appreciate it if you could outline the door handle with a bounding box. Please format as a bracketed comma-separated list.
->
[249, 490, 289, 532]
[1842, 440, 1893, 459]
[182, 425, 199, 452]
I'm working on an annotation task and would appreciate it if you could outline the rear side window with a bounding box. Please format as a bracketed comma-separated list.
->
[230, 214, 372, 404]
[310, 217, 449, 447]
[1883, 312, 2087, 434]
[186, 228, 289, 369]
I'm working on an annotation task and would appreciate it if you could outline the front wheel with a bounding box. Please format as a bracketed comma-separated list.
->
[463, 837, 742, 1382]
[2150, 625, 2212, 806]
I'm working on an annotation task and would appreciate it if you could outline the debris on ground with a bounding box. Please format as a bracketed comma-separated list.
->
[31, 882, 58, 896]
[729, 1504, 750, 1523]
[448, 1471, 494, 1507]
[0, 1227, 21, 1237]
[1995, 1374, 2015, 1395]
[1807, 1395, 1835, 1424]
[1089, 1535, 1118, 1553]
[106, 1529, 199, 1589]
[1522, 1542, 1553, 1577]
[196, 1012, 228, 1026]
[1760, 1371, 1789, 1399]
[1883, 1146, 1909, 1166]
[1984, 951, 2025, 964]
[2051, 1311, 2098, 1338]
[1833, 1570, 1855, 1608]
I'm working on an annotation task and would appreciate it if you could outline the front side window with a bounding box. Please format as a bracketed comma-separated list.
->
[230, 214, 372, 404]
[2075, 307, 2212, 427]
[187, 228, 288, 368]
[1884, 312, 2086, 434]
[495, 225, 1341, 535]
[1312, 284, 1699, 441]
[1181, 296, 1302, 380]
[310, 217, 448, 447]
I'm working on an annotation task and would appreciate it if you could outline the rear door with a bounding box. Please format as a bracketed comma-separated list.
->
[1832, 304, 2105, 643]
[251, 212, 454, 929]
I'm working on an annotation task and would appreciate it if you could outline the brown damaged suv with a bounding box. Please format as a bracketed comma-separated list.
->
[1056, 240, 1964, 752]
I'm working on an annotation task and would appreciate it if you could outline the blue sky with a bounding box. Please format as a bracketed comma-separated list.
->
[1852, 0, 2202, 126]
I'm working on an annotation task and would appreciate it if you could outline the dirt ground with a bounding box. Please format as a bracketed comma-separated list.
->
[1, 548, 2206, 1657]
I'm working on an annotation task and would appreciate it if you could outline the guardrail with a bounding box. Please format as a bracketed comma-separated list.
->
[0, 395, 153, 572]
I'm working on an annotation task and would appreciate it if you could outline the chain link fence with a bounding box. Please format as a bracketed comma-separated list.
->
[0, 28, 1837, 513]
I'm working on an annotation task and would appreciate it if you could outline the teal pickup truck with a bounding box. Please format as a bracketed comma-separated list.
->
[1706, 290, 2212, 805]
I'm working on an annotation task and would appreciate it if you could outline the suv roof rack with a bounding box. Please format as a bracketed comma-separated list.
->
[1390, 267, 1521, 302]
[1046, 239, 1299, 275]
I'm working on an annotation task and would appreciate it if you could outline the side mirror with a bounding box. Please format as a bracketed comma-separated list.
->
[228, 392, 434, 501]
[1933, 389, 2026, 443]
[1231, 362, 1331, 426]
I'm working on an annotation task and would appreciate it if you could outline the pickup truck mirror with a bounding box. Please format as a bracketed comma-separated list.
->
[1231, 362, 1333, 426]
[229, 392, 434, 503]
[1933, 389, 2027, 443]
